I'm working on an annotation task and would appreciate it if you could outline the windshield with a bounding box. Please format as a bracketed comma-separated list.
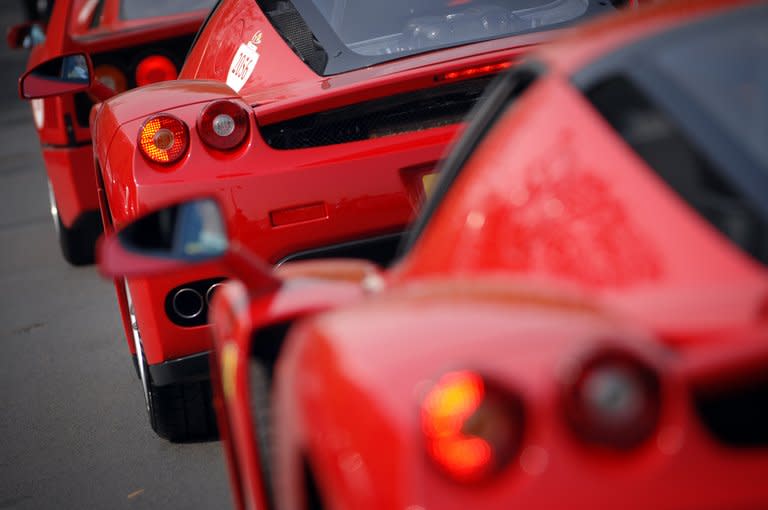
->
[120, 0, 217, 20]
[270, 0, 619, 74]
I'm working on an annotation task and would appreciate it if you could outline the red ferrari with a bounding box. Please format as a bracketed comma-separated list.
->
[99, 0, 768, 507]
[12, 0, 215, 264]
[24, 0, 639, 440]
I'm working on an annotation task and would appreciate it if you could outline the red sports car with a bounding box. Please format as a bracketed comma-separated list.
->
[12, 0, 215, 264]
[99, 0, 768, 507]
[25, 0, 637, 440]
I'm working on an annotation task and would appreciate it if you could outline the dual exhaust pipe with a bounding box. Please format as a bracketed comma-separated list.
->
[166, 280, 225, 324]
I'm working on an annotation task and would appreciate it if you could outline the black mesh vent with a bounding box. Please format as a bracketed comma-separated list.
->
[262, 1, 327, 74]
[694, 378, 768, 447]
[261, 75, 496, 149]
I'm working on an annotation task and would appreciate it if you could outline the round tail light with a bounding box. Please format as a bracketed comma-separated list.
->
[138, 114, 189, 164]
[563, 349, 661, 450]
[421, 370, 524, 483]
[135, 55, 178, 87]
[94, 64, 127, 93]
[197, 100, 250, 151]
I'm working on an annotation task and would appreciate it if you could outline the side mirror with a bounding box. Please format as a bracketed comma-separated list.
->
[19, 52, 93, 99]
[99, 198, 228, 278]
[7, 22, 44, 49]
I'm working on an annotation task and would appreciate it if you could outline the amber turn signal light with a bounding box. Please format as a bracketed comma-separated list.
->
[421, 370, 524, 483]
[138, 114, 189, 164]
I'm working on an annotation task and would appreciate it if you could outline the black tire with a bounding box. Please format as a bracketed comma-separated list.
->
[136, 346, 218, 442]
[55, 211, 102, 266]
[147, 378, 219, 443]
[249, 360, 274, 505]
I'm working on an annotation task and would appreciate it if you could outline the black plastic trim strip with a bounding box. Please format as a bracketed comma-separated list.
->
[276, 232, 404, 267]
[41, 141, 93, 149]
[148, 351, 211, 386]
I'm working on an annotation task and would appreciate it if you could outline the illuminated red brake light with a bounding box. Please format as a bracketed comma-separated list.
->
[436, 61, 513, 82]
[197, 100, 250, 151]
[135, 55, 177, 87]
[138, 114, 189, 164]
[421, 371, 524, 483]
[563, 349, 661, 450]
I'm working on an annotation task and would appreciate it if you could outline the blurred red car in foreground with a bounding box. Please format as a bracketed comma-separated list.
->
[99, 0, 768, 507]
[27, 0, 638, 441]
[12, 0, 215, 264]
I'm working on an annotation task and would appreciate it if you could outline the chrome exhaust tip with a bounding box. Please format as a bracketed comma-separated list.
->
[206, 282, 225, 306]
[171, 288, 204, 320]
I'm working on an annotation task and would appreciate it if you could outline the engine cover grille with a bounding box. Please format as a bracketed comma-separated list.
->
[261, 75, 497, 149]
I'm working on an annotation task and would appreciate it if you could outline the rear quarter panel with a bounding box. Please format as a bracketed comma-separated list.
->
[273, 279, 643, 509]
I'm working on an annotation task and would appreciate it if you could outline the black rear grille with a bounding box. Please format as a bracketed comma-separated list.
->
[267, 1, 327, 74]
[277, 232, 404, 267]
[694, 378, 768, 447]
[261, 76, 496, 149]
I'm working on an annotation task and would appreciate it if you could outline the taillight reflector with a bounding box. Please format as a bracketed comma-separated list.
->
[563, 349, 661, 450]
[135, 55, 177, 87]
[138, 114, 189, 164]
[197, 100, 250, 151]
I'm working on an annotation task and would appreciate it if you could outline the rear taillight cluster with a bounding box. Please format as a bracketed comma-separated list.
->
[95, 54, 178, 94]
[135, 55, 177, 87]
[421, 350, 661, 483]
[95, 64, 127, 94]
[138, 114, 188, 164]
[138, 100, 251, 165]
[197, 100, 250, 150]
[421, 371, 524, 483]
[562, 349, 661, 450]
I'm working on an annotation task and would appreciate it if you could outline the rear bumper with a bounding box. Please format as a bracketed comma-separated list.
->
[103, 110, 457, 366]
[148, 351, 211, 387]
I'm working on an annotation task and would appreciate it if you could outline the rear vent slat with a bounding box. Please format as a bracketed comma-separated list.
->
[694, 378, 768, 447]
[261, 76, 497, 149]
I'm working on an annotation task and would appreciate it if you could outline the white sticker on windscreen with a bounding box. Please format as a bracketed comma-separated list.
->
[227, 31, 262, 93]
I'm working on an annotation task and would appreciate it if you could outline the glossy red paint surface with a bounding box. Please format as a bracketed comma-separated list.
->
[41, 144, 96, 225]
[209, 272, 371, 510]
[19, 0, 209, 228]
[277, 281, 768, 510]
[202, 1, 768, 509]
[92, 0, 577, 373]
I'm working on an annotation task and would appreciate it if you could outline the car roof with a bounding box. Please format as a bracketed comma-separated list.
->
[535, 0, 758, 77]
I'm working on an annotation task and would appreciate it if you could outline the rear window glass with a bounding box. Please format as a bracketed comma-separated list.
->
[120, 0, 217, 21]
[652, 13, 768, 170]
[309, 0, 594, 56]
[264, 0, 620, 75]
[588, 75, 768, 265]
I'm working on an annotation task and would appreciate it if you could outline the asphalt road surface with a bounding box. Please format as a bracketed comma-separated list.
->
[0, 4, 232, 509]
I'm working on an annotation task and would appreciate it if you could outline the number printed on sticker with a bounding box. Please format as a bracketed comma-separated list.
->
[226, 43, 260, 93]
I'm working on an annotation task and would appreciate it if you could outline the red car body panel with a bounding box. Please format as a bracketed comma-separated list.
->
[20, 0, 210, 229]
[276, 285, 768, 510]
[200, 0, 768, 508]
[92, 0, 587, 370]
[392, 75, 765, 297]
